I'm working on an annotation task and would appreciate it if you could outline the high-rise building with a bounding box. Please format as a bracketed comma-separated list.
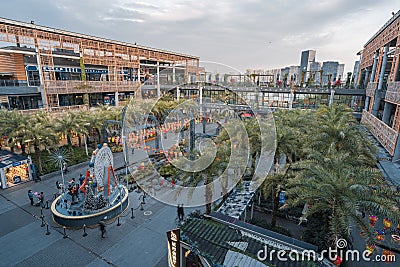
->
[310, 61, 322, 84]
[299, 50, 316, 82]
[321, 61, 340, 84]
[337, 64, 345, 81]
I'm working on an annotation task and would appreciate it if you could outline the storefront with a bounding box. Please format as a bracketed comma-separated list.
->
[0, 150, 32, 189]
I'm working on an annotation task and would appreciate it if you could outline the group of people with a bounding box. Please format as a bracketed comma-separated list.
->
[55, 174, 86, 205]
[27, 190, 45, 208]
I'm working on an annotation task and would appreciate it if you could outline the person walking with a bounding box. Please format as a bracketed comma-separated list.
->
[99, 220, 106, 238]
[180, 204, 184, 221]
[28, 190, 34, 205]
[178, 204, 184, 221]
[62, 162, 68, 173]
[177, 204, 181, 221]
[39, 192, 45, 208]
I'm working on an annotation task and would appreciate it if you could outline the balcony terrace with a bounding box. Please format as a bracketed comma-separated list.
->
[45, 80, 141, 95]
[385, 81, 400, 104]
[361, 110, 398, 156]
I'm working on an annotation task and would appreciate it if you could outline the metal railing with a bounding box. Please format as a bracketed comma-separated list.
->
[45, 80, 141, 94]
[0, 80, 29, 87]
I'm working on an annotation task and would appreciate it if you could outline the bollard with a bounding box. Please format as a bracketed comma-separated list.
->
[131, 208, 135, 219]
[41, 215, 45, 227]
[46, 200, 50, 209]
[140, 202, 144, 211]
[40, 207, 43, 216]
[82, 224, 88, 237]
[63, 226, 68, 239]
[45, 224, 51, 235]
[117, 216, 121, 226]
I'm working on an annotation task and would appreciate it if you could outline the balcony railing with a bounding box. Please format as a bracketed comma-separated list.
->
[17, 104, 89, 114]
[366, 82, 377, 97]
[361, 110, 398, 156]
[0, 80, 29, 87]
[385, 81, 400, 104]
[45, 80, 141, 94]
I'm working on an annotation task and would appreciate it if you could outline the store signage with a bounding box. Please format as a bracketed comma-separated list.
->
[12, 161, 21, 167]
[0, 155, 12, 162]
[167, 229, 181, 267]
[279, 191, 286, 204]
[26, 65, 129, 75]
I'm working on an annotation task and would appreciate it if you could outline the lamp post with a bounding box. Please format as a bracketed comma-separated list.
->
[118, 184, 123, 226]
[58, 156, 65, 195]
[50, 148, 70, 200]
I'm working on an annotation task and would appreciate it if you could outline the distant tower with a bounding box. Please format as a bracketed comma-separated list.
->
[299, 50, 316, 82]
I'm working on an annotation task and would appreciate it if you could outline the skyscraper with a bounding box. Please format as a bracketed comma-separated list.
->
[321, 61, 340, 84]
[299, 50, 316, 82]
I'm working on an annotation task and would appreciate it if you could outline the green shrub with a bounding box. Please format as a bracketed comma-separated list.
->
[30, 146, 91, 175]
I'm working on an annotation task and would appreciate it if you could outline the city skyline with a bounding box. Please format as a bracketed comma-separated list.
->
[0, 0, 398, 74]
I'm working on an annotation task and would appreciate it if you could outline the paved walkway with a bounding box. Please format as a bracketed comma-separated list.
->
[0, 152, 201, 267]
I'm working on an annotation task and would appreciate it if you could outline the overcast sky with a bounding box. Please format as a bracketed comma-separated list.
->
[0, 0, 398, 73]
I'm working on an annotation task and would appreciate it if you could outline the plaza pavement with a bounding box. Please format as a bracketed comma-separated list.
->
[0, 152, 201, 267]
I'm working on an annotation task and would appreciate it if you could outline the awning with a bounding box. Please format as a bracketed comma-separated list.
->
[0, 150, 29, 169]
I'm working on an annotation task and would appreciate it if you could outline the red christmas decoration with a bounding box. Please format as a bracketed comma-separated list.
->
[369, 215, 378, 227]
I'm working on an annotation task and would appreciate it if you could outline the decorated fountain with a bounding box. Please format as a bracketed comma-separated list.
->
[51, 143, 129, 228]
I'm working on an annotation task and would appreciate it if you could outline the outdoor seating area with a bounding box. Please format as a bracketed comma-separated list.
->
[217, 181, 256, 220]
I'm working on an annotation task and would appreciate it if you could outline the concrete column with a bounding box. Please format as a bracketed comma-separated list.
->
[137, 68, 141, 99]
[370, 51, 379, 83]
[372, 44, 389, 117]
[0, 168, 6, 189]
[176, 86, 180, 101]
[115, 92, 119, 107]
[199, 84, 203, 106]
[382, 102, 393, 125]
[364, 96, 370, 110]
[35, 47, 47, 108]
[157, 62, 160, 98]
[172, 64, 176, 84]
[289, 91, 294, 110]
[329, 89, 335, 105]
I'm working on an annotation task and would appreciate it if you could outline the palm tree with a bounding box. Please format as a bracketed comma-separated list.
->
[286, 154, 399, 247]
[54, 111, 87, 147]
[260, 109, 310, 227]
[23, 112, 56, 173]
[83, 110, 104, 145]
[308, 104, 376, 165]
[262, 164, 291, 227]
[0, 109, 29, 153]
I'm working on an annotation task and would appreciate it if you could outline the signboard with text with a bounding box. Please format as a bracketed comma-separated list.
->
[167, 228, 181, 267]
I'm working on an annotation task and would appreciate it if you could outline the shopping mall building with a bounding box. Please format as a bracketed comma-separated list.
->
[0, 17, 199, 110]
[359, 10, 400, 162]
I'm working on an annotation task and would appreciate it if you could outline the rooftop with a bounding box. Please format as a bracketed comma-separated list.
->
[180, 212, 334, 267]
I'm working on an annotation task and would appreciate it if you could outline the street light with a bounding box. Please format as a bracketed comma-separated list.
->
[49, 148, 70, 200]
